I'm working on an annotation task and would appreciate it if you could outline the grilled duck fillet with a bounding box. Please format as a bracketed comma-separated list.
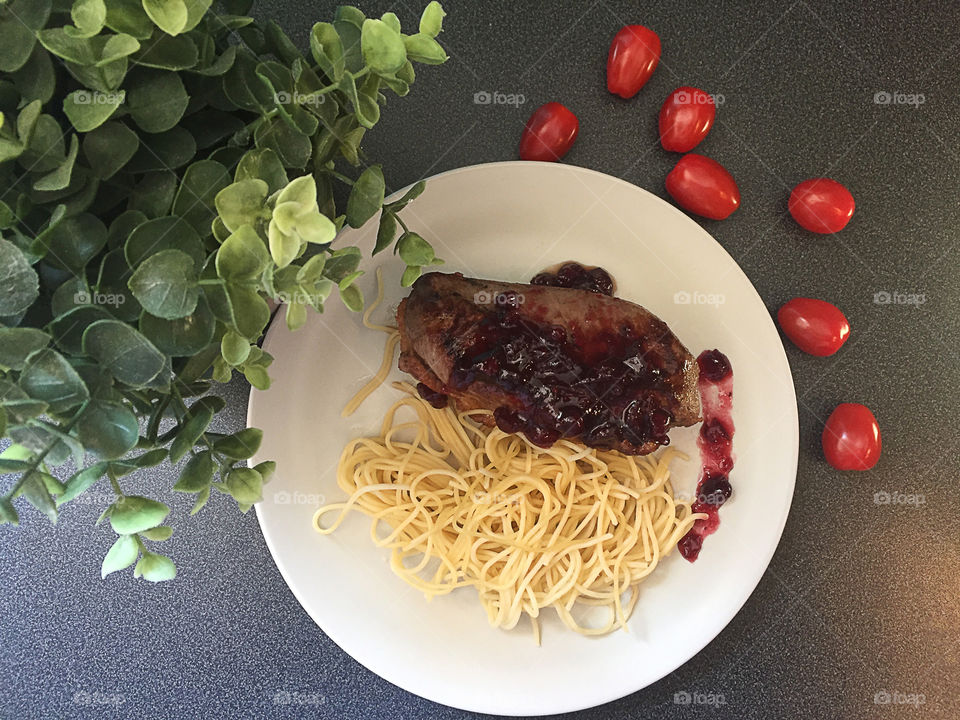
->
[397, 272, 700, 455]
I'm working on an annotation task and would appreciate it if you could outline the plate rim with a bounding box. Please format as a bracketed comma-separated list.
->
[248, 160, 799, 715]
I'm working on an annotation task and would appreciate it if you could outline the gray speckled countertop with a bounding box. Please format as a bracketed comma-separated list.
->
[3, 1, 960, 718]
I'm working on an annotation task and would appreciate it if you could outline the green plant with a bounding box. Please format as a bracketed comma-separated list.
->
[0, 0, 447, 581]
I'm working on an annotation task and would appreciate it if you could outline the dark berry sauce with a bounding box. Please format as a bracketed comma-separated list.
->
[416, 382, 448, 409]
[448, 306, 676, 451]
[678, 349, 735, 562]
[530, 262, 615, 296]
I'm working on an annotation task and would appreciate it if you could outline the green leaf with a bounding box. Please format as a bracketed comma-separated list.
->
[310, 22, 344, 80]
[216, 225, 270, 281]
[339, 284, 363, 312]
[419, 2, 445, 37]
[63, 88, 122, 131]
[128, 249, 200, 319]
[0, 497, 19, 526]
[0, 457, 30, 473]
[9, 424, 80, 467]
[380, 12, 400, 33]
[334, 11, 364, 74]
[0, 238, 39, 315]
[225, 284, 270, 339]
[101, 534, 138, 578]
[295, 254, 326, 285]
[225, 466, 262, 503]
[49, 306, 114, 356]
[71, 0, 107, 36]
[11, 44, 56, 104]
[403, 32, 448, 65]
[0, 381, 48, 423]
[38, 212, 108, 273]
[127, 126, 196, 171]
[253, 116, 311, 169]
[172, 159, 230, 236]
[130, 171, 178, 219]
[133, 32, 198, 70]
[242, 364, 270, 390]
[110, 495, 169, 534]
[385, 180, 426, 211]
[213, 428, 263, 461]
[284, 301, 306, 330]
[220, 330, 250, 365]
[105, 0, 153, 38]
[142, 0, 188, 36]
[174, 450, 213, 492]
[139, 295, 215, 356]
[0, 406, 5, 437]
[0, 328, 50, 370]
[19, 348, 89, 413]
[360, 19, 406, 74]
[58, 461, 109, 505]
[401, 265, 422, 286]
[108, 448, 168, 475]
[98, 33, 141, 65]
[141, 525, 173, 541]
[0, 4, 41, 72]
[82, 121, 139, 180]
[168, 406, 213, 463]
[34, 134, 79, 192]
[38, 471, 66, 496]
[338, 270, 363, 290]
[134, 551, 176, 581]
[189, 484, 210, 514]
[16, 99, 42, 144]
[373, 210, 396, 254]
[397, 232, 437, 266]
[252, 460, 276, 483]
[20, 472, 57, 524]
[124, 215, 205, 269]
[76, 400, 139, 459]
[346, 165, 385, 228]
[235, 148, 288, 195]
[82, 319, 169, 388]
[214, 179, 268, 233]
[322, 246, 361, 283]
[126, 69, 190, 133]
[181, 0, 211, 32]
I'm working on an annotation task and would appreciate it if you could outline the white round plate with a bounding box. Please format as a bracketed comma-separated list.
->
[247, 161, 798, 716]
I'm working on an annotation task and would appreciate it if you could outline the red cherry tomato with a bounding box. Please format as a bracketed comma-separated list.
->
[606, 25, 661, 99]
[822, 403, 881, 471]
[788, 178, 855, 233]
[777, 298, 850, 356]
[659, 87, 716, 152]
[665, 154, 740, 220]
[518, 102, 579, 162]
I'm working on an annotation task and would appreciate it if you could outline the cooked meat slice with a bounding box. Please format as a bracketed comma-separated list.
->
[397, 271, 700, 454]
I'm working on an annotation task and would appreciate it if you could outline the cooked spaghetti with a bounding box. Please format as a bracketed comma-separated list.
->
[314, 267, 702, 640]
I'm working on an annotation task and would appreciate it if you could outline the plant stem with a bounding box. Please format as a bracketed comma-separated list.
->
[323, 168, 355, 186]
[3, 399, 89, 500]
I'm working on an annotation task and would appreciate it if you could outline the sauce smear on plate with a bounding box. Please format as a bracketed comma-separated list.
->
[678, 349, 735, 562]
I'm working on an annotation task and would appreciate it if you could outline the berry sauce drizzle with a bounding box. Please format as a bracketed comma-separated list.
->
[530, 262, 615, 296]
[678, 349, 735, 562]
